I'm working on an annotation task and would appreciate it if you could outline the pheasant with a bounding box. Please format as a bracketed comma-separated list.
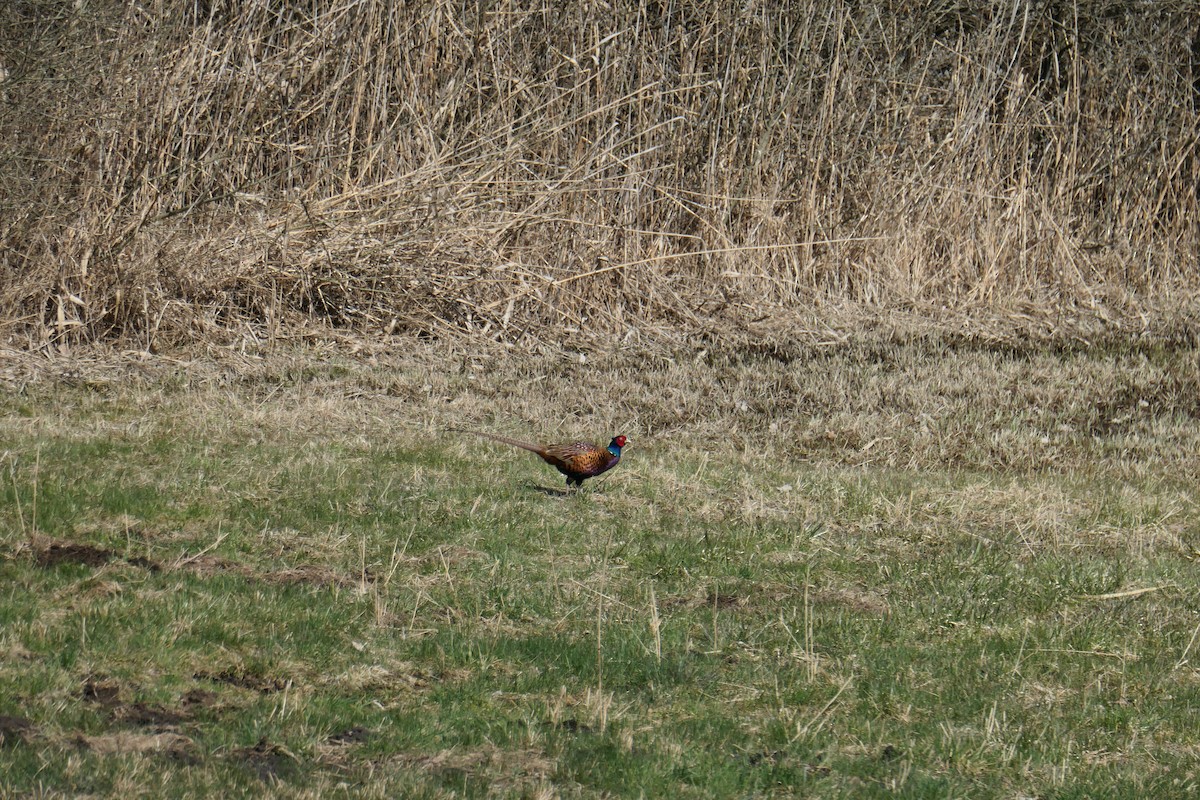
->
[451, 430, 628, 488]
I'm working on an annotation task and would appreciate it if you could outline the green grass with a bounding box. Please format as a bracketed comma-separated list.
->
[2, 344, 1200, 798]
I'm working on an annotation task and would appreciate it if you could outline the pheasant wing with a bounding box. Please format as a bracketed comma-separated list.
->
[541, 441, 614, 477]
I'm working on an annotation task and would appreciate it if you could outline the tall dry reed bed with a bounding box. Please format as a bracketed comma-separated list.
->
[2, 0, 1198, 347]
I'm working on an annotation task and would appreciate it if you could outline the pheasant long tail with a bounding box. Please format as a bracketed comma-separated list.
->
[447, 429, 548, 457]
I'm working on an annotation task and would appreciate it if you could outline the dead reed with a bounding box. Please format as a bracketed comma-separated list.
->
[2, 0, 1198, 348]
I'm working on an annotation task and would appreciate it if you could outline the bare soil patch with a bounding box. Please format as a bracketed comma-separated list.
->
[234, 738, 298, 782]
[193, 668, 288, 695]
[0, 715, 36, 747]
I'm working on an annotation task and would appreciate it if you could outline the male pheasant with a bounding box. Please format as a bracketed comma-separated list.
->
[451, 430, 628, 488]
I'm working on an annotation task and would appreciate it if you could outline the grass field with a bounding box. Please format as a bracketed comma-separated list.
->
[2, 340, 1199, 798]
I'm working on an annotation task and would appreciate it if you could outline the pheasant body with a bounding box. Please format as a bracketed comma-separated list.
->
[452, 430, 628, 487]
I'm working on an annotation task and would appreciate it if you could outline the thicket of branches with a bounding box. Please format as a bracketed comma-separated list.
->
[2, 0, 1198, 348]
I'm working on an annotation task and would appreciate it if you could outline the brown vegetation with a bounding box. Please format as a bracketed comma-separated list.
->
[2, 0, 1198, 349]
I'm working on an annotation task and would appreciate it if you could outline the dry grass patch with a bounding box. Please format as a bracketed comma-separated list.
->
[3, 2, 1200, 348]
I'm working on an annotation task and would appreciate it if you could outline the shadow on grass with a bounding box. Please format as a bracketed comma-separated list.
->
[526, 483, 576, 498]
